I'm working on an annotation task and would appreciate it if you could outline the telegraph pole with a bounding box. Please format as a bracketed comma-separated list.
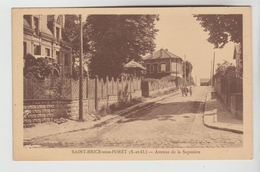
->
[79, 14, 84, 121]
[212, 52, 215, 86]
[184, 54, 186, 86]
[210, 60, 212, 86]
[176, 57, 178, 88]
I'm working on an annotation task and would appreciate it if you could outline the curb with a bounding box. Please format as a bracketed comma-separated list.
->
[203, 87, 243, 134]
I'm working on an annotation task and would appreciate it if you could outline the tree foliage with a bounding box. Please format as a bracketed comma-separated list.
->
[24, 54, 60, 80]
[193, 14, 242, 49]
[214, 60, 235, 78]
[84, 15, 159, 79]
[183, 61, 193, 78]
[64, 15, 90, 80]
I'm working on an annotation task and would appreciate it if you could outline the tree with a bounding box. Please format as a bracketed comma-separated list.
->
[214, 60, 235, 78]
[64, 15, 89, 80]
[193, 14, 243, 78]
[24, 54, 60, 80]
[183, 61, 193, 79]
[193, 14, 242, 49]
[85, 15, 159, 79]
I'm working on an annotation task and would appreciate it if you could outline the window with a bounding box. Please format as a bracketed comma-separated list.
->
[146, 64, 150, 73]
[23, 42, 27, 57]
[64, 54, 69, 66]
[161, 63, 166, 72]
[33, 17, 39, 35]
[45, 48, 50, 57]
[56, 51, 60, 64]
[34, 45, 41, 55]
[150, 64, 154, 73]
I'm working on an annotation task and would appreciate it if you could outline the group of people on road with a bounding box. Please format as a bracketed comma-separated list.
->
[181, 85, 192, 97]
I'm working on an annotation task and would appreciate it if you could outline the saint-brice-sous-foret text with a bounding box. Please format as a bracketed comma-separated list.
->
[72, 149, 201, 155]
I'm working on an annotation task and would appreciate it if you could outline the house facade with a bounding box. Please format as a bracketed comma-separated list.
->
[142, 48, 183, 80]
[23, 15, 72, 78]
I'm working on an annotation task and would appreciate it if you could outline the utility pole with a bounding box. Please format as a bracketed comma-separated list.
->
[212, 52, 215, 86]
[79, 14, 84, 121]
[210, 60, 212, 86]
[184, 54, 186, 86]
[176, 57, 178, 88]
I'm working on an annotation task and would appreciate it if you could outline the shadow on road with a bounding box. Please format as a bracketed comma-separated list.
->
[117, 101, 201, 124]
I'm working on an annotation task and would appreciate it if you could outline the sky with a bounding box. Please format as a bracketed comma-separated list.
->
[153, 12, 236, 85]
[82, 11, 236, 85]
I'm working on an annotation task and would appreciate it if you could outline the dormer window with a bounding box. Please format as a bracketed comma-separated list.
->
[33, 17, 39, 35]
[56, 27, 60, 41]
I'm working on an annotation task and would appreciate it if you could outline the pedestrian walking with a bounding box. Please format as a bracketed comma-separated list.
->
[189, 86, 192, 96]
[184, 85, 188, 96]
[181, 86, 184, 97]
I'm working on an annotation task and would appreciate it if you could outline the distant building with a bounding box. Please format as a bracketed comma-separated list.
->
[123, 59, 146, 78]
[142, 48, 183, 83]
[200, 78, 210, 86]
[23, 15, 72, 78]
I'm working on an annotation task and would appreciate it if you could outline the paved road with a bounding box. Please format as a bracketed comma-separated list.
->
[29, 86, 243, 148]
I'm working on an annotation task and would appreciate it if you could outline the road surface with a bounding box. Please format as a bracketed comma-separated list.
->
[28, 86, 243, 148]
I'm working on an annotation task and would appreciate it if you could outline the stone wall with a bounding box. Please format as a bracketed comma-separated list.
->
[24, 100, 60, 128]
[23, 99, 89, 128]
[62, 99, 89, 121]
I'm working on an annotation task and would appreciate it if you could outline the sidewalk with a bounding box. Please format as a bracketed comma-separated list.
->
[203, 87, 243, 134]
[24, 88, 181, 141]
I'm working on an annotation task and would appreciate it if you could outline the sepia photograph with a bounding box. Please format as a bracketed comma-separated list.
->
[12, 7, 252, 160]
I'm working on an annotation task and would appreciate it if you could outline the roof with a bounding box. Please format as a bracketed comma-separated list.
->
[124, 60, 146, 70]
[142, 48, 183, 61]
[23, 18, 31, 28]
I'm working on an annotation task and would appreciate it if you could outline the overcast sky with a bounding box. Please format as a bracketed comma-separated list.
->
[153, 12, 236, 84]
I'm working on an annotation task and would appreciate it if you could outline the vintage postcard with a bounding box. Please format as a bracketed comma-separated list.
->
[12, 7, 252, 160]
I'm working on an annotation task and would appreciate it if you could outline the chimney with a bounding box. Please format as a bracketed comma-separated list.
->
[165, 49, 168, 51]
[160, 48, 163, 57]
[150, 51, 153, 58]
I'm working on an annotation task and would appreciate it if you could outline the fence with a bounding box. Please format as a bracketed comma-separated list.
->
[24, 75, 142, 117]
[23, 75, 178, 125]
[214, 71, 243, 119]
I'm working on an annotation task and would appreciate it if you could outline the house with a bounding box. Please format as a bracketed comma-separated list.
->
[142, 48, 183, 85]
[123, 59, 146, 78]
[23, 15, 72, 78]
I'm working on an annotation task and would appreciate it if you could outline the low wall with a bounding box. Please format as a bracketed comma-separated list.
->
[23, 99, 89, 128]
[149, 86, 175, 97]
[24, 100, 65, 128]
[23, 90, 142, 127]
[141, 79, 176, 97]
[97, 90, 142, 111]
